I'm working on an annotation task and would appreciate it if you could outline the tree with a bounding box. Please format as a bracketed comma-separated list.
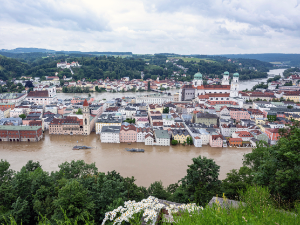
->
[57, 160, 98, 179]
[25, 81, 34, 88]
[171, 140, 178, 145]
[76, 108, 83, 115]
[287, 105, 293, 109]
[52, 180, 95, 223]
[147, 81, 150, 91]
[163, 107, 169, 114]
[19, 114, 26, 120]
[147, 181, 170, 200]
[177, 156, 221, 205]
[242, 124, 300, 206]
[186, 136, 193, 145]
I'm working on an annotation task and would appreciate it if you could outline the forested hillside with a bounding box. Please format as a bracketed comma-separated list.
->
[220, 53, 300, 66]
[0, 52, 274, 82]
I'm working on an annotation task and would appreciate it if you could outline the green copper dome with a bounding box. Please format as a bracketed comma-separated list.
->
[224, 71, 229, 76]
[194, 72, 202, 80]
[233, 72, 239, 77]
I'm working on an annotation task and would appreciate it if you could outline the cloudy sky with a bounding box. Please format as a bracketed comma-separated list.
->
[1, 0, 300, 54]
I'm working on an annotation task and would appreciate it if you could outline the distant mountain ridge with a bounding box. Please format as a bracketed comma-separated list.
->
[217, 53, 300, 63]
[0, 48, 132, 55]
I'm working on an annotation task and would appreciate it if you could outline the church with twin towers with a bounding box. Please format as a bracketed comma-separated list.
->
[179, 71, 240, 102]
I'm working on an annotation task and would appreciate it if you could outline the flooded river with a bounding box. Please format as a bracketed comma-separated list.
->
[1, 69, 285, 187]
[1, 132, 252, 187]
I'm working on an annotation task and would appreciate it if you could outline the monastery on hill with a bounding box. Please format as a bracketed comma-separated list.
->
[179, 71, 241, 103]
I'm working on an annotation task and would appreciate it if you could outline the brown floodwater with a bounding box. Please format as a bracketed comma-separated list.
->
[0, 132, 252, 187]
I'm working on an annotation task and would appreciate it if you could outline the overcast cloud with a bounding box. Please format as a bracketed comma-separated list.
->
[0, 0, 299, 54]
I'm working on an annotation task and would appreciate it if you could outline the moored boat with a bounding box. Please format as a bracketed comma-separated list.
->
[72, 145, 92, 150]
[125, 148, 145, 152]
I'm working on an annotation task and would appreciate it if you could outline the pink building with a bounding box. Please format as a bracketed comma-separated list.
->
[229, 108, 250, 121]
[119, 124, 137, 142]
[210, 134, 223, 147]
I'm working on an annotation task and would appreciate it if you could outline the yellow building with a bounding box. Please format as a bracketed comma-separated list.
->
[286, 113, 300, 122]
[148, 104, 163, 113]
[172, 129, 191, 143]
[283, 92, 300, 103]
[1, 108, 11, 118]
[255, 118, 267, 125]
[95, 113, 122, 134]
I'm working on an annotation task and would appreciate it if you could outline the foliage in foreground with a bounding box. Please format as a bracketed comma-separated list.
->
[167, 186, 300, 225]
[1, 123, 300, 224]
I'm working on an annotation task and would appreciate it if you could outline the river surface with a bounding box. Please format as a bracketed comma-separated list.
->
[1, 132, 252, 187]
[239, 68, 285, 91]
[1, 69, 284, 187]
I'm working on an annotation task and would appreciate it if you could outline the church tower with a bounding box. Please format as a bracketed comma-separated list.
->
[230, 73, 239, 97]
[222, 71, 230, 85]
[83, 99, 90, 135]
[192, 72, 203, 87]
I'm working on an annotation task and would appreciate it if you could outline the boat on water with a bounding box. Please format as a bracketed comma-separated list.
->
[72, 146, 92, 150]
[126, 148, 145, 152]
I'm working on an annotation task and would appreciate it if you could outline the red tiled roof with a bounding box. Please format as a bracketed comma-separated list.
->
[121, 124, 136, 131]
[83, 99, 89, 106]
[27, 91, 48, 98]
[198, 95, 209, 99]
[204, 85, 231, 90]
[211, 134, 223, 140]
[153, 122, 163, 126]
[207, 93, 230, 97]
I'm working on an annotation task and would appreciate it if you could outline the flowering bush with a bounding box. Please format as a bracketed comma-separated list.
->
[101, 196, 165, 225]
[165, 203, 203, 215]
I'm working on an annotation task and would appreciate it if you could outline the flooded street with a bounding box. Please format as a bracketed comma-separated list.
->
[1, 132, 252, 187]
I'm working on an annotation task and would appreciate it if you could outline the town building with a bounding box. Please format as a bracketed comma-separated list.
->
[26, 90, 56, 105]
[119, 124, 137, 143]
[100, 126, 121, 143]
[0, 125, 43, 142]
[145, 133, 154, 145]
[180, 72, 240, 101]
[154, 130, 170, 146]
[95, 113, 122, 134]
[265, 128, 280, 145]
[171, 129, 190, 143]
[0, 93, 27, 106]
[228, 138, 243, 147]
[210, 134, 223, 147]
[136, 94, 173, 104]
[136, 127, 152, 142]
[193, 112, 218, 125]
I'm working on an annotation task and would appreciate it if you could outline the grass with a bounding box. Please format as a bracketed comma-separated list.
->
[168, 57, 215, 63]
[161, 186, 300, 225]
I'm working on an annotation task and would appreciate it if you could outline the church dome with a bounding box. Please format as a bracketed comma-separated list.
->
[233, 72, 239, 77]
[194, 72, 202, 80]
[224, 71, 229, 76]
